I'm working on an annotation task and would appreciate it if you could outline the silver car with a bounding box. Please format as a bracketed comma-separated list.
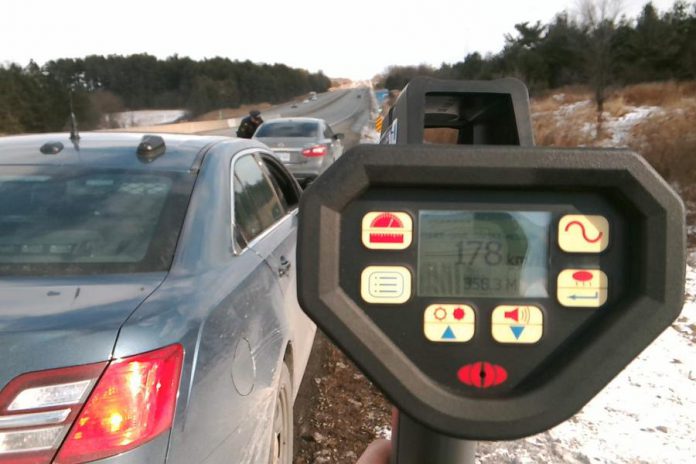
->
[253, 117, 343, 186]
[0, 132, 315, 464]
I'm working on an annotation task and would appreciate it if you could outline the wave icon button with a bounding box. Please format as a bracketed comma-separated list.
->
[558, 214, 609, 253]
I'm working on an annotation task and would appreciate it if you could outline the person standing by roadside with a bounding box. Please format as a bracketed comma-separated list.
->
[236, 110, 263, 138]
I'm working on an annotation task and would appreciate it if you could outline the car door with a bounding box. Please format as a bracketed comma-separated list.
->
[220, 152, 290, 462]
[256, 153, 317, 393]
[165, 148, 287, 464]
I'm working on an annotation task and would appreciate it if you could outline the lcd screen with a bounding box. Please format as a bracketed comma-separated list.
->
[418, 211, 550, 298]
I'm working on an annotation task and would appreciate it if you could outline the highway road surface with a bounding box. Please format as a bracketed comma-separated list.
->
[204, 87, 373, 150]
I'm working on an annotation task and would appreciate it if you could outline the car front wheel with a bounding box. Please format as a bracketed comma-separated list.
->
[269, 362, 293, 464]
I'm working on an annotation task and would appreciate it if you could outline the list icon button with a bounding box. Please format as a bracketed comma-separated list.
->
[360, 266, 412, 304]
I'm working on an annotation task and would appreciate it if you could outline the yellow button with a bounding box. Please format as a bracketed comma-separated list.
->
[361, 212, 413, 250]
[491, 305, 543, 344]
[491, 305, 544, 325]
[557, 269, 608, 307]
[558, 215, 609, 253]
[360, 266, 412, 304]
[423, 304, 475, 343]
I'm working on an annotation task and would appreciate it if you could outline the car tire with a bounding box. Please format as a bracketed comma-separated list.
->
[269, 362, 293, 464]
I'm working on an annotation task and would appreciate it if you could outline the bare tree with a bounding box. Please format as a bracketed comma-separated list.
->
[576, 0, 624, 134]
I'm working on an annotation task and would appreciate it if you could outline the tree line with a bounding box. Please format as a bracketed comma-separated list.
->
[376, 1, 696, 107]
[0, 54, 331, 134]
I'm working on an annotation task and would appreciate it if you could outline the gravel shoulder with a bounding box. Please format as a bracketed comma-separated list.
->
[293, 332, 391, 464]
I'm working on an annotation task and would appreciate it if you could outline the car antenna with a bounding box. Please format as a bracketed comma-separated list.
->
[69, 91, 80, 149]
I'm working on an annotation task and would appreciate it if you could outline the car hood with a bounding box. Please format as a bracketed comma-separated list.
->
[0, 273, 166, 390]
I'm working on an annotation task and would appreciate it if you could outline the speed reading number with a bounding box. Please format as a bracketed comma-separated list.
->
[455, 239, 505, 266]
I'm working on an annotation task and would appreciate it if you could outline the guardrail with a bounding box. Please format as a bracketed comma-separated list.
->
[104, 118, 240, 134]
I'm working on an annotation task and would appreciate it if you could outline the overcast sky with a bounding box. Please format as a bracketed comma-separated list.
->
[1, 0, 680, 80]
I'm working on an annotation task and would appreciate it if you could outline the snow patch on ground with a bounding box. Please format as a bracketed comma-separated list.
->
[105, 109, 188, 128]
[689, 225, 696, 239]
[551, 100, 661, 148]
[360, 125, 380, 144]
[374, 425, 392, 441]
[603, 106, 662, 147]
[558, 99, 593, 117]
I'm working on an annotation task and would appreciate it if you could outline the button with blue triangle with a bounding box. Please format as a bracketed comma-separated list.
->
[491, 305, 543, 344]
[510, 326, 525, 339]
[423, 304, 476, 343]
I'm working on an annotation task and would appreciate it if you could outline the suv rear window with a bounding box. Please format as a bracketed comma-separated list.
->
[0, 167, 195, 276]
[255, 122, 319, 138]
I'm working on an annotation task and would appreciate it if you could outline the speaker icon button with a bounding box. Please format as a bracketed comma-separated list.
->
[491, 305, 543, 344]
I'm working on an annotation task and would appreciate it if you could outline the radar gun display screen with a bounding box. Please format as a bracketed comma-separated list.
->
[418, 211, 550, 298]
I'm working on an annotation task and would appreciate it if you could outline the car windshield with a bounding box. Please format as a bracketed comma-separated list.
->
[0, 167, 195, 276]
[255, 122, 319, 138]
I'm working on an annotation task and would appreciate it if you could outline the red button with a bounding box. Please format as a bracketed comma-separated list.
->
[457, 362, 508, 388]
[369, 213, 405, 243]
[572, 270, 594, 282]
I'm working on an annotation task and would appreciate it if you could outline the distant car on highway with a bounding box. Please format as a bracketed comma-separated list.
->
[0, 132, 315, 464]
[309, 91, 317, 101]
[253, 117, 344, 186]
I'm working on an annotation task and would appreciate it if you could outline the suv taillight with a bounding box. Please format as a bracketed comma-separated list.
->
[0, 344, 183, 464]
[302, 145, 328, 157]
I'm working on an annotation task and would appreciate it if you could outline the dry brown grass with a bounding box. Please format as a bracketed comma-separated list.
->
[628, 99, 696, 183]
[423, 128, 459, 144]
[532, 91, 641, 144]
[534, 85, 592, 102]
[602, 95, 633, 118]
[531, 87, 592, 114]
[532, 99, 597, 147]
[621, 81, 696, 108]
[531, 81, 696, 187]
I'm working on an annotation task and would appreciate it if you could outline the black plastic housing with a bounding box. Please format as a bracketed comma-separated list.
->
[380, 77, 534, 146]
[297, 144, 685, 439]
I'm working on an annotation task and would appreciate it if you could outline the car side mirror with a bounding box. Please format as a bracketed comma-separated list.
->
[333, 133, 344, 141]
